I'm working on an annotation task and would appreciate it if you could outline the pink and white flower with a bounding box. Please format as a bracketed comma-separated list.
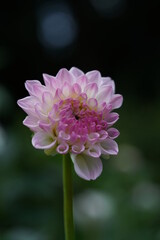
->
[17, 67, 123, 180]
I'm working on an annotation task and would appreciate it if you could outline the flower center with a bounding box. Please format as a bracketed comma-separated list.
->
[53, 98, 108, 147]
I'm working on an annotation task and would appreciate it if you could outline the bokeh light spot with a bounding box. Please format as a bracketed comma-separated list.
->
[37, 3, 78, 50]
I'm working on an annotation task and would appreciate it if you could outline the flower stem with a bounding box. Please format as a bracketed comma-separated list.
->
[63, 154, 75, 240]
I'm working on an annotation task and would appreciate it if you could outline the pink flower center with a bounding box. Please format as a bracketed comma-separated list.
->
[53, 98, 108, 146]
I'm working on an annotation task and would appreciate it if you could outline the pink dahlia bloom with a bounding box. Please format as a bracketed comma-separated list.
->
[17, 67, 123, 180]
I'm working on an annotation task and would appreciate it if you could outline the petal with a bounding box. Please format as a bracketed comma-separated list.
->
[86, 144, 101, 158]
[101, 77, 115, 92]
[23, 116, 40, 131]
[84, 83, 98, 98]
[100, 139, 118, 155]
[71, 144, 85, 154]
[71, 153, 103, 180]
[58, 130, 70, 141]
[43, 74, 60, 90]
[56, 68, 74, 85]
[87, 98, 98, 109]
[110, 94, 123, 109]
[62, 82, 72, 97]
[25, 80, 46, 98]
[43, 73, 56, 88]
[39, 121, 52, 133]
[54, 88, 65, 101]
[86, 70, 101, 85]
[98, 130, 108, 141]
[87, 132, 100, 144]
[48, 104, 60, 122]
[56, 143, 69, 154]
[107, 128, 120, 139]
[106, 112, 119, 126]
[72, 83, 82, 96]
[101, 77, 112, 85]
[69, 67, 84, 77]
[42, 91, 54, 106]
[96, 85, 113, 104]
[35, 103, 48, 120]
[17, 96, 37, 109]
[32, 132, 56, 149]
[77, 75, 88, 91]
[17, 96, 38, 116]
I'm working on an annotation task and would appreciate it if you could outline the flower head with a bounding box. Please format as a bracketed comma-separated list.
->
[17, 67, 123, 180]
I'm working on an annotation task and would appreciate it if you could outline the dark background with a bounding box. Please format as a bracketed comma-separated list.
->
[0, 0, 160, 240]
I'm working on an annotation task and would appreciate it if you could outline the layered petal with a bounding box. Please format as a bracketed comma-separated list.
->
[32, 132, 56, 149]
[107, 128, 120, 139]
[77, 75, 88, 91]
[23, 116, 39, 131]
[96, 85, 113, 104]
[57, 143, 69, 154]
[100, 139, 118, 155]
[56, 68, 74, 85]
[106, 112, 119, 126]
[101, 77, 115, 92]
[25, 80, 46, 98]
[17, 96, 38, 116]
[86, 70, 101, 85]
[84, 83, 98, 98]
[69, 67, 84, 77]
[71, 153, 103, 180]
[43, 73, 56, 89]
[86, 144, 101, 158]
[62, 82, 72, 97]
[110, 94, 123, 109]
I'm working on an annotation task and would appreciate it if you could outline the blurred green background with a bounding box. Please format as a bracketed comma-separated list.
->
[0, 0, 160, 239]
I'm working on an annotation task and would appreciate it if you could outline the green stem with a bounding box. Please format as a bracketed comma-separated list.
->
[63, 154, 75, 240]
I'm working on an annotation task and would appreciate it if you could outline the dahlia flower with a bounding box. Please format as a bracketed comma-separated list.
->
[17, 67, 123, 180]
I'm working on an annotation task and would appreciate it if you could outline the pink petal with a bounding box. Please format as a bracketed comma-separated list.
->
[62, 82, 72, 97]
[87, 132, 100, 143]
[32, 132, 56, 149]
[77, 75, 88, 91]
[39, 122, 52, 133]
[69, 67, 84, 77]
[84, 83, 98, 98]
[56, 143, 69, 154]
[100, 139, 118, 155]
[58, 130, 70, 141]
[101, 77, 115, 92]
[86, 70, 101, 85]
[35, 103, 48, 120]
[107, 128, 120, 139]
[17, 96, 38, 116]
[101, 77, 112, 85]
[71, 144, 85, 154]
[110, 94, 123, 109]
[43, 74, 60, 90]
[87, 98, 98, 109]
[23, 116, 40, 131]
[86, 144, 101, 158]
[48, 104, 60, 122]
[96, 85, 113, 104]
[25, 80, 46, 98]
[43, 73, 56, 89]
[71, 153, 103, 180]
[54, 88, 64, 101]
[42, 91, 53, 106]
[56, 68, 74, 84]
[106, 112, 119, 126]
[98, 130, 108, 141]
[72, 83, 82, 95]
